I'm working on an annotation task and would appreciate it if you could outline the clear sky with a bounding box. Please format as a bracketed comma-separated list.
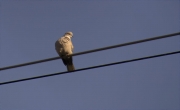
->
[0, 1, 180, 110]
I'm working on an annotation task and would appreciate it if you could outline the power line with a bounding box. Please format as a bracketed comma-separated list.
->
[0, 32, 180, 71]
[0, 50, 179, 85]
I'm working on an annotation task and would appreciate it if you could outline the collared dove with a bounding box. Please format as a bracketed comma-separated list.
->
[55, 31, 75, 71]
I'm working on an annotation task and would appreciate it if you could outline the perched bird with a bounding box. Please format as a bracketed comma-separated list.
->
[55, 31, 75, 71]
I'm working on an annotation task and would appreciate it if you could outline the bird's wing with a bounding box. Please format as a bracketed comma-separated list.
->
[60, 37, 73, 55]
[55, 40, 61, 55]
[55, 37, 70, 55]
[71, 43, 74, 51]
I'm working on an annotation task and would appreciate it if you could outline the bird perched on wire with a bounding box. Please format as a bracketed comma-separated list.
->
[55, 31, 75, 71]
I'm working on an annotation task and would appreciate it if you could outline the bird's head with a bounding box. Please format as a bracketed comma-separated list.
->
[65, 31, 73, 38]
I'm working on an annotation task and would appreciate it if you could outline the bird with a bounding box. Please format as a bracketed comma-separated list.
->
[55, 31, 75, 71]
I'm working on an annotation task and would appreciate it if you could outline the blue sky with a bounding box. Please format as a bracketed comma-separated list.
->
[0, 1, 180, 110]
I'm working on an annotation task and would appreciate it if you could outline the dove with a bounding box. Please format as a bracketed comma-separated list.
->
[55, 31, 75, 71]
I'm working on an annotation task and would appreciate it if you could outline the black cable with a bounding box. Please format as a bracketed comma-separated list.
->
[0, 32, 180, 71]
[0, 50, 179, 85]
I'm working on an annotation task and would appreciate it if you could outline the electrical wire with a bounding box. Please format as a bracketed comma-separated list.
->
[0, 50, 179, 85]
[0, 32, 180, 71]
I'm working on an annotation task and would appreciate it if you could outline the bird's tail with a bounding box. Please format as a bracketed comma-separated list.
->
[67, 64, 75, 72]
